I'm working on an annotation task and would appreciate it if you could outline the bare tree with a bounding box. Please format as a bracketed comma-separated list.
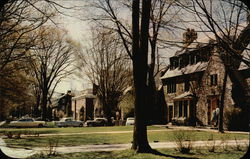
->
[89, 0, 183, 125]
[88, 0, 180, 152]
[76, 28, 132, 124]
[0, 0, 56, 72]
[27, 27, 75, 120]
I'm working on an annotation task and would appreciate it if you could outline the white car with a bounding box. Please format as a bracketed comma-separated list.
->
[125, 117, 135, 126]
[55, 118, 84, 127]
[9, 118, 45, 128]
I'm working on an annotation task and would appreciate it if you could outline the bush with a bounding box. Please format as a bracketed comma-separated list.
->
[45, 138, 59, 156]
[225, 108, 249, 131]
[173, 130, 194, 153]
[206, 134, 216, 152]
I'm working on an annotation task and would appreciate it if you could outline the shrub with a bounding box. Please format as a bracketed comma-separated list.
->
[173, 130, 194, 154]
[233, 137, 243, 151]
[45, 138, 59, 156]
[220, 134, 230, 151]
[225, 108, 248, 131]
[206, 134, 216, 152]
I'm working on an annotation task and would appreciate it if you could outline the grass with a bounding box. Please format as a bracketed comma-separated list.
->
[3, 128, 249, 148]
[0, 125, 163, 135]
[28, 148, 247, 159]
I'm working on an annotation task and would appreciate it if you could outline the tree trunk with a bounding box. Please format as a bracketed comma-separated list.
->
[34, 93, 41, 117]
[148, 42, 157, 124]
[42, 89, 48, 121]
[218, 69, 228, 133]
[131, 0, 152, 152]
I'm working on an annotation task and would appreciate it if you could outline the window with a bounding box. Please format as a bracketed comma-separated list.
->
[184, 101, 188, 117]
[174, 102, 178, 117]
[184, 81, 190, 92]
[189, 54, 194, 65]
[170, 59, 174, 70]
[170, 57, 179, 69]
[179, 101, 183, 117]
[167, 83, 176, 93]
[26, 119, 33, 122]
[210, 74, 218, 86]
[174, 60, 179, 68]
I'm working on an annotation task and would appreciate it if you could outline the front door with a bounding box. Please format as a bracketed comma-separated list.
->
[207, 97, 218, 125]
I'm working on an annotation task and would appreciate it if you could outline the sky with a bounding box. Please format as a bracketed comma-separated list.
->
[53, 1, 91, 94]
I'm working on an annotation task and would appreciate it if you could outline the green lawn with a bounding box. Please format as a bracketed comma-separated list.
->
[28, 148, 247, 159]
[3, 128, 249, 148]
[0, 125, 163, 135]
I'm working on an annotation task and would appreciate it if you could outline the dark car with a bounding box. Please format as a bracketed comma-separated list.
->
[84, 118, 108, 127]
[55, 118, 84, 127]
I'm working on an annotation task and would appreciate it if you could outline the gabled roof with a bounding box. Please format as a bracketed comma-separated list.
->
[72, 94, 96, 100]
[173, 92, 193, 100]
[160, 62, 208, 79]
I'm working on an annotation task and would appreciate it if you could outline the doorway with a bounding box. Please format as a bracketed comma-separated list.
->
[207, 97, 218, 125]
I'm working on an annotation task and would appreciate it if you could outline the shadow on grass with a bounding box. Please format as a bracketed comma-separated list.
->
[150, 149, 197, 159]
[72, 150, 198, 159]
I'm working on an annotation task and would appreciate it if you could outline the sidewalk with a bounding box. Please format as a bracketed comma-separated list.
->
[0, 138, 249, 158]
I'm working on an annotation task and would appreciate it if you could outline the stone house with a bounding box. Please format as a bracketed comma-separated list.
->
[53, 90, 73, 119]
[71, 89, 101, 121]
[161, 43, 250, 129]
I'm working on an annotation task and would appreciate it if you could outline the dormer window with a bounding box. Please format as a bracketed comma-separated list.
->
[167, 83, 176, 93]
[179, 58, 183, 68]
[189, 54, 195, 65]
[210, 74, 217, 86]
[170, 57, 179, 70]
[184, 81, 190, 92]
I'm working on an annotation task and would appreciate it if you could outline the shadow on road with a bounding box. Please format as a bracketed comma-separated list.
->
[0, 149, 18, 159]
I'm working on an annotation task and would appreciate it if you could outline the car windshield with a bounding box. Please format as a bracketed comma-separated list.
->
[19, 119, 26, 122]
[19, 118, 33, 122]
[60, 118, 67, 121]
[95, 119, 102, 121]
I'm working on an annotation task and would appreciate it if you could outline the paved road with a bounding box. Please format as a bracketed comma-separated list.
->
[0, 138, 249, 158]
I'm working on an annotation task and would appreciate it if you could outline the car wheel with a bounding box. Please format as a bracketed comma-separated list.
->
[79, 124, 83, 127]
[38, 124, 43, 128]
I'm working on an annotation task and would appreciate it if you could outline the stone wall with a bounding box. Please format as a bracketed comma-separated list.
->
[197, 49, 235, 128]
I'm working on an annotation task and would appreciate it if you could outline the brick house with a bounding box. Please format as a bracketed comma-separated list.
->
[161, 42, 250, 129]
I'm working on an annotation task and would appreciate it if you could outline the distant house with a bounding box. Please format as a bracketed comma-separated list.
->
[55, 90, 73, 118]
[161, 42, 250, 130]
[71, 89, 99, 121]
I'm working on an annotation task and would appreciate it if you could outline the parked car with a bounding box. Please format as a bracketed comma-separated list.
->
[8, 118, 46, 128]
[125, 117, 135, 126]
[55, 118, 83, 127]
[84, 118, 108, 127]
